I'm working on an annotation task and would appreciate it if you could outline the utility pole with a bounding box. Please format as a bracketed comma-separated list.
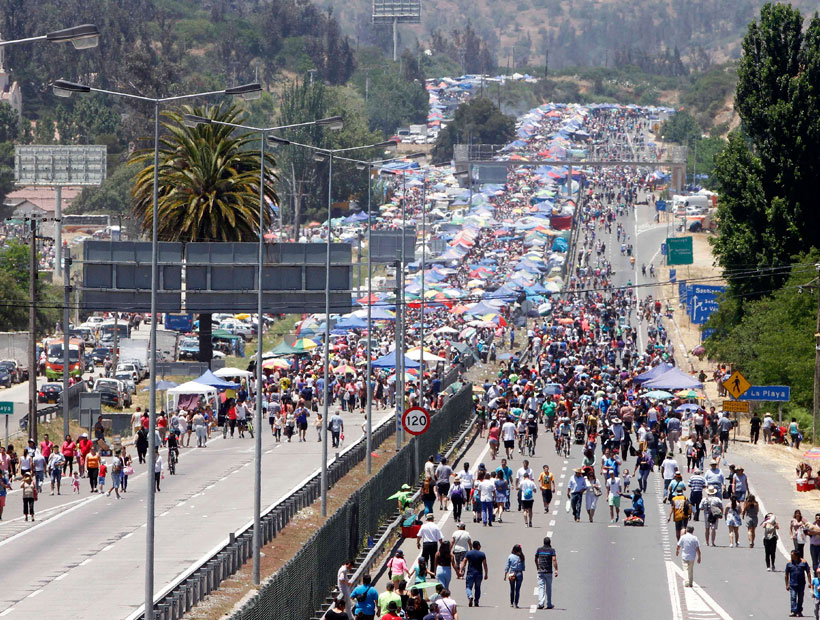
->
[113, 312, 119, 371]
[63, 247, 71, 439]
[28, 217, 38, 442]
[394, 255, 402, 451]
[814, 263, 820, 442]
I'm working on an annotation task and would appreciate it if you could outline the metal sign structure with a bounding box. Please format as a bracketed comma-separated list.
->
[370, 228, 416, 263]
[722, 400, 749, 414]
[0, 401, 13, 415]
[402, 406, 430, 436]
[666, 236, 694, 265]
[722, 370, 751, 400]
[743, 385, 791, 402]
[14, 145, 107, 186]
[473, 163, 509, 185]
[80, 241, 353, 315]
[372, 0, 421, 23]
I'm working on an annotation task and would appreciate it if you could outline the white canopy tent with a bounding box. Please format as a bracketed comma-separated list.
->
[166, 380, 219, 412]
[213, 367, 253, 379]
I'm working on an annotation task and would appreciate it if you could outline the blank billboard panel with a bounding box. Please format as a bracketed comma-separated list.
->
[370, 228, 416, 263]
[373, 0, 421, 23]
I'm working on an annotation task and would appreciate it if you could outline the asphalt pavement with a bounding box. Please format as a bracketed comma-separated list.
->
[0, 401, 392, 619]
[370, 195, 793, 620]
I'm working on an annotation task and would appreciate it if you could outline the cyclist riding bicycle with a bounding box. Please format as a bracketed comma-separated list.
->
[525, 414, 539, 455]
[167, 431, 179, 475]
[555, 418, 571, 454]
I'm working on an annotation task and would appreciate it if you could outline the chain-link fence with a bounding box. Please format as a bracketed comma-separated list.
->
[227, 384, 474, 620]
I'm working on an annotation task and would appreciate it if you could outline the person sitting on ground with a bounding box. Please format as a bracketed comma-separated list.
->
[796, 462, 813, 480]
[621, 488, 645, 521]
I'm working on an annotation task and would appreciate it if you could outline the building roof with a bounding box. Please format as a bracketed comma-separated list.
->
[5, 186, 83, 213]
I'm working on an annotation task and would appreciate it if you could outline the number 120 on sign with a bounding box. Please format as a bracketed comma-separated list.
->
[402, 406, 430, 436]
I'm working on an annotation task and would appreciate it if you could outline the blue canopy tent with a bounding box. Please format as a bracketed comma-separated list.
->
[633, 363, 674, 384]
[335, 315, 368, 329]
[194, 370, 239, 390]
[642, 367, 703, 391]
[371, 351, 421, 369]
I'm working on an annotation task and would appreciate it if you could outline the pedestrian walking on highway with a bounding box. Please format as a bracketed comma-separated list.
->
[535, 536, 558, 609]
[48, 448, 65, 495]
[504, 544, 525, 608]
[567, 468, 587, 522]
[676, 525, 701, 587]
[460, 540, 487, 607]
[451, 523, 471, 574]
[449, 477, 466, 523]
[0, 469, 11, 520]
[701, 487, 723, 546]
[539, 464, 555, 514]
[417, 513, 443, 572]
[584, 469, 601, 523]
[435, 540, 455, 589]
[786, 550, 811, 617]
[793, 510, 810, 557]
[336, 559, 353, 617]
[107, 450, 122, 499]
[135, 426, 148, 464]
[519, 472, 537, 527]
[86, 446, 100, 492]
[21, 471, 36, 521]
[154, 447, 164, 492]
[689, 468, 706, 522]
[120, 447, 132, 493]
[742, 495, 760, 548]
[763, 513, 781, 571]
[606, 469, 623, 523]
[61, 434, 76, 476]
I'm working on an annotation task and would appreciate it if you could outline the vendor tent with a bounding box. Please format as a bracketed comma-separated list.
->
[642, 367, 703, 390]
[634, 363, 674, 384]
[194, 370, 239, 390]
[166, 380, 219, 412]
[214, 367, 253, 379]
[371, 350, 421, 369]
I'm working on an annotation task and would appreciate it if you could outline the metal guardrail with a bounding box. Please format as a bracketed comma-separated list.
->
[125, 412, 397, 620]
[348, 414, 478, 581]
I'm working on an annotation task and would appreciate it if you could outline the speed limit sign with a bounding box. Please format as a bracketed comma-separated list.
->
[402, 406, 430, 436]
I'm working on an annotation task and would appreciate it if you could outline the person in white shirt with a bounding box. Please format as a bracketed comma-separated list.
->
[153, 448, 164, 492]
[501, 419, 517, 458]
[661, 455, 678, 501]
[450, 522, 472, 569]
[516, 460, 534, 511]
[606, 470, 623, 523]
[478, 472, 497, 526]
[676, 525, 701, 587]
[337, 560, 353, 616]
[416, 513, 443, 570]
[519, 472, 538, 527]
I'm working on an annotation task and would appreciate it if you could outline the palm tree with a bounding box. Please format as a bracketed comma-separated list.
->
[130, 103, 278, 363]
[130, 103, 278, 241]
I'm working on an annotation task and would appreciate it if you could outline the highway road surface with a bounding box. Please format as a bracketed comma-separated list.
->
[0, 401, 392, 619]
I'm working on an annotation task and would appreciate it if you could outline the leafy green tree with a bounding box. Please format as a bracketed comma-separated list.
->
[712, 4, 820, 300]
[0, 241, 61, 332]
[130, 103, 277, 242]
[130, 103, 278, 365]
[70, 163, 136, 216]
[432, 97, 515, 164]
[659, 110, 700, 144]
[0, 102, 20, 143]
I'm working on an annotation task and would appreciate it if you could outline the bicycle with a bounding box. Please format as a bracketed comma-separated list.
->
[561, 435, 571, 458]
[223, 418, 229, 439]
[245, 418, 254, 439]
[169, 448, 178, 475]
[526, 434, 535, 457]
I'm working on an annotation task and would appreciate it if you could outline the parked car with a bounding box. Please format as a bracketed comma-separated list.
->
[218, 319, 255, 340]
[38, 383, 63, 404]
[114, 371, 137, 395]
[97, 386, 124, 409]
[0, 366, 11, 388]
[178, 337, 200, 360]
[71, 326, 95, 346]
[0, 360, 22, 383]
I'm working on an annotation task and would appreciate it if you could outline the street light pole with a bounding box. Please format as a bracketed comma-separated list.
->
[365, 163, 373, 474]
[321, 151, 333, 516]
[253, 133, 266, 584]
[53, 79, 262, 620]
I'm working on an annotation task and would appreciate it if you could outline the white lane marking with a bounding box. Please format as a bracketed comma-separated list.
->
[79, 558, 92, 566]
[102, 544, 114, 552]
[552, 510, 558, 515]
[559, 474, 566, 479]
[0, 608, 15, 617]
[671, 563, 734, 619]
[159, 510, 169, 517]
[557, 483, 563, 488]
[4, 496, 89, 523]
[27, 589, 43, 598]
[665, 561, 683, 620]
[561, 466, 567, 471]
[123, 532, 133, 539]
[0, 493, 103, 549]
[546, 530, 553, 537]
[529, 604, 537, 613]
[206, 484, 215, 490]
[54, 573, 69, 581]
[549, 520, 556, 526]
[192, 492, 203, 498]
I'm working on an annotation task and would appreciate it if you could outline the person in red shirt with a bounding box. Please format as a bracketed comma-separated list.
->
[40, 435, 54, 459]
[61, 435, 76, 476]
[380, 601, 401, 620]
[77, 434, 93, 478]
[157, 412, 168, 446]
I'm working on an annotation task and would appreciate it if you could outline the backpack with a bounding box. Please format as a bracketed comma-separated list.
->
[709, 499, 723, 519]
[672, 495, 689, 521]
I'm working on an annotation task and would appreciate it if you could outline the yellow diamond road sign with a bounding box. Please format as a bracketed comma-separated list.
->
[723, 371, 751, 400]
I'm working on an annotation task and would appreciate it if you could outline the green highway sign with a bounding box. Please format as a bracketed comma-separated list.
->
[666, 236, 694, 265]
[0, 401, 14, 415]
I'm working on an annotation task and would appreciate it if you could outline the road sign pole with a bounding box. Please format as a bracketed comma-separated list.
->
[778, 402, 782, 426]
[63, 247, 71, 439]
[4, 414, 7, 450]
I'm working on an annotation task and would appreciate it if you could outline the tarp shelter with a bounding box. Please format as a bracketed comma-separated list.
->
[194, 370, 240, 390]
[335, 315, 368, 330]
[214, 367, 253, 379]
[166, 380, 219, 412]
[371, 351, 421, 369]
[634, 363, 674, 384]
[642, 367, 703, 390]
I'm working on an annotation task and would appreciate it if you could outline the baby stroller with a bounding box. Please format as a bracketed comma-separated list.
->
[574, 421, 586, 444]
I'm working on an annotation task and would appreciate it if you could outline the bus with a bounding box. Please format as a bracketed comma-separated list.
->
[45, 337, 85, 379]
[98, 320, 130, 343]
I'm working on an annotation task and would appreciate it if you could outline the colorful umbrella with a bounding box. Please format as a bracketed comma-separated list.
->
[262, 358, 290, 370]
[675, 389, 704, 399]
[291, 338, 319, 351]
[802, 447, 820, 460]
[644, 390, 674, 400]
[333, 364, 357, 375]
